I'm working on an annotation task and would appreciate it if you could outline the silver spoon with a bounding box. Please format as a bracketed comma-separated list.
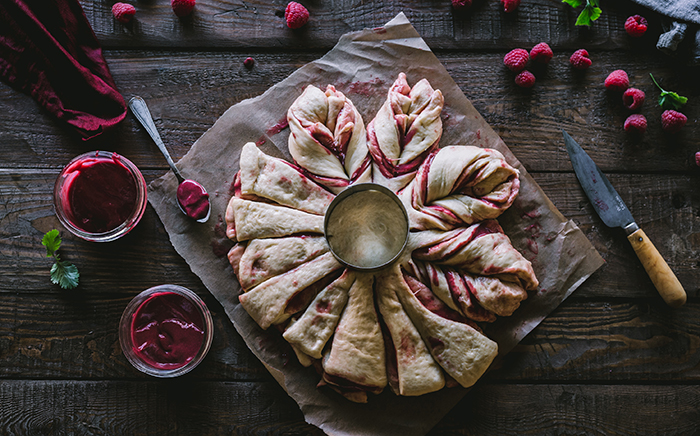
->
[128, 96, 211, 223]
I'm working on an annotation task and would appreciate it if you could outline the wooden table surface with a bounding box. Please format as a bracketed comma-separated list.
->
[1, 0, 699, 434]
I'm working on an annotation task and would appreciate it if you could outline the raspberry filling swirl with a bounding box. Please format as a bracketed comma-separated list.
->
[367, 73, 444, 191]
[409, 220, 539, 292]
[287, 85, 371, 193]
[400, 145, 520, 231]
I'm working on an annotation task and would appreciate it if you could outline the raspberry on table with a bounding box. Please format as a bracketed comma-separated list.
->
[625, 15, 648, 38]
[695, 152, 700, 167]
[501, 0, 520, 13]
[661, 110, 687, 133]
[112, 2, 135, 24]
[622, 88, 645, 111]
[624, 114, 647, 134]
[504, 49, 529, 72]
[515, 71, 536, 88]
[569, 49, 592, 70]
[244, 57, 255, 69]
[171, 0, 196, 17]
[604, 70, 629, 92]
[452, 0, 472, 10]
[285, 2, 309, 29]
[530, 43, 553, 64]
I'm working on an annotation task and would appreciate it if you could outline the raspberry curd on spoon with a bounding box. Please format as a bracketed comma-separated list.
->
[128, 96, 211, 223]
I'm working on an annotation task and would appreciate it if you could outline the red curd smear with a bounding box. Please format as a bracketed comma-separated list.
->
[64, 155, 137, 233]
[177, 180, 210, 220]
[131, 292, 205, 370]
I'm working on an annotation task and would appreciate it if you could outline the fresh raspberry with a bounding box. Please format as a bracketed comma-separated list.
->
[569, 49, 592, 70]
[622, 88, 645, 111]
[171, 0, 195, 17]
[530, 43, 553, 64]
[244, 57, 255, 68]
[285, 2, 309, 29]
[624, 114, 647, 134]
[452, 0, 472, 10]
[515, 70, 536, 88]
[695, 151, 700, 167]
[661, 110, 687, 133]
[112, 3, 135, 23]
[501, 0, 520, 13]
[604, 70, 629, 92]
[624, 15, 648, 38]
[503, 48, 529, 72]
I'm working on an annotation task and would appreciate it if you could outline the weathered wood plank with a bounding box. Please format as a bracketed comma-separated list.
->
[79, 0, 651, 51]
[491, 301, 700, 382]
[0, 2, 695, 434]
[0, 380, 697, 435]
[0, 50, 696, 172]
[0, 289, 269, 381]
[1, 170, 697, 298]
[1, 287, 699, 382]
[531, 172, 700, 299]
[0, 380, 323, 436]
[0, 169, 224, 293]
[432, 384, 700, 436]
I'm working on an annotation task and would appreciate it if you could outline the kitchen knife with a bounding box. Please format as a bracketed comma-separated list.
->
[563, 130, 686, 308]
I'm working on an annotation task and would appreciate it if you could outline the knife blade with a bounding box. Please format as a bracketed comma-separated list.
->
[563, 130, 686, 308]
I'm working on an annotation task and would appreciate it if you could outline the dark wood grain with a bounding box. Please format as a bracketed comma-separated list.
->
[79, 0, 653, 51]
[0, 50, 696, 172]
[1, 380, 698, 435]
[0, 290, 269, 381]
[432, 384, 700, 436]
[1, 0, 699, 434]
[0, 380, 323, 436]
[2, 289, 699, 381]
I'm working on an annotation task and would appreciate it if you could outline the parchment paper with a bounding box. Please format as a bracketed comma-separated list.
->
[148, 13, 605, 436]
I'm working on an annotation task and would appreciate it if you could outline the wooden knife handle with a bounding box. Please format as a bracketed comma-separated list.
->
[627, 228, 686, 308]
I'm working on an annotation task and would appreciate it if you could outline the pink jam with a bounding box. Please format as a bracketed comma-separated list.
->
[130, 291, 205, 370]
[62, 153, 137, 233]
[177, 179, 210, 220]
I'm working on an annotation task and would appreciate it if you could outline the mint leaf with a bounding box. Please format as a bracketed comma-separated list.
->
[42, 229, 80, 289]
[576, 3, 602, 26]
[650, 73, 688, 110]
[562, 0, 584, 7]
[659, 92, 688, 110]
[51, 261, 80, 289]
[42, 229, 61, 257]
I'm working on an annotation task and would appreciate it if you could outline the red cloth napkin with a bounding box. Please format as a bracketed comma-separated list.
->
[0, 0, 126, 140]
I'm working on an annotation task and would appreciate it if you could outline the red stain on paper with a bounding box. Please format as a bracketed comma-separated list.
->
[527, 239, 539, 255]
[521, 209, 541, 220]
[266, 118, 289, 136]
[342, 77, 385, 96]
[211, 214, 233, 258]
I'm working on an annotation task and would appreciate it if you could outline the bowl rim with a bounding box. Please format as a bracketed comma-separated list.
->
[323, 183, 409, 272]
[53, 151, 148, 243]
[119, 284, 214, 378]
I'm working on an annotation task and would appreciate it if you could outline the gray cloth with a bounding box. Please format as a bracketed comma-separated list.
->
[630, 0, 700, 65]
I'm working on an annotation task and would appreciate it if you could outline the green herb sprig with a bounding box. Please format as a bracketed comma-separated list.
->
[42, 229, 79, 289]
[650, 74, 688, 110]
[563, 0, 602, 27]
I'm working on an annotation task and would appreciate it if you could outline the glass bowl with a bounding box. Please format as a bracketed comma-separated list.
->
[53, 151, 147, 242]
[119, 285, 214, 378]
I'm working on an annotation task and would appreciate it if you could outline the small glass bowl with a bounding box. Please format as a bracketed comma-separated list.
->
[119, 285, 214, 378]
[53, 151, 147, 242]
[324, 183, 409, 272]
